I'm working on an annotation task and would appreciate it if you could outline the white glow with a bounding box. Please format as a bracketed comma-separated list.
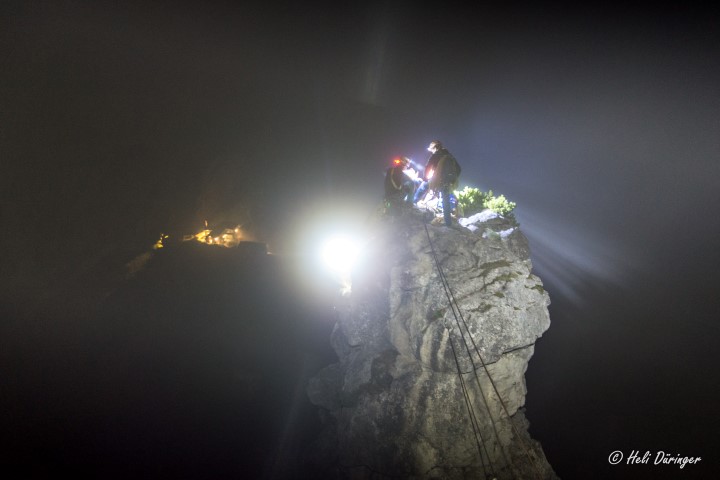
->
[321, 235, 360, 275]
[319, 235, 361, 296]
[286, 195, 373, 300]
[403, 166, 420, 181]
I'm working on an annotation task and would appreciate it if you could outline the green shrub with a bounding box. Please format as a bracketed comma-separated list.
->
[485, 194, 516, 216]
[454, 186, 516, 217]
[454, 187, 486, 216]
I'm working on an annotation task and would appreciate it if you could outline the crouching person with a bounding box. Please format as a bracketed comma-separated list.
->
[384, 157, 416, 216]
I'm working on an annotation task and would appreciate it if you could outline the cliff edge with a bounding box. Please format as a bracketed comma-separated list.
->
[307, 210, 558, 479]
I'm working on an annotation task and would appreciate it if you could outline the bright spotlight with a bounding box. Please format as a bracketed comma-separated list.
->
[321, 235, 360, 275]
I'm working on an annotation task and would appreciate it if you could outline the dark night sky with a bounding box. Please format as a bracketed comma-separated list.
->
[2, 2, 720, 478]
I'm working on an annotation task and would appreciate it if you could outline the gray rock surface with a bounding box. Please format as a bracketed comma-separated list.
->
[307, 210, 558, 479]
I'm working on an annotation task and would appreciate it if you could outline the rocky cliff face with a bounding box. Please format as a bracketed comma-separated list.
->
[307, 210, 558, 479]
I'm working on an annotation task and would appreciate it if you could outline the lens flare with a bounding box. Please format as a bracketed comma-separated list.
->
[321, 235, 360, 275]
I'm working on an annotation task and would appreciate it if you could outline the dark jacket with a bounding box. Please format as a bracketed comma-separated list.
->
[424, 148, 461, 191]
[384, 166, 413, 197]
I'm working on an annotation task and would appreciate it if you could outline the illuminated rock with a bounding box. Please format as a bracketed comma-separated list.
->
[307, 212, 558, 479]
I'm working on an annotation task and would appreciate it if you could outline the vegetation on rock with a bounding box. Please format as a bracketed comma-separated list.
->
[454, 186, 517, 217]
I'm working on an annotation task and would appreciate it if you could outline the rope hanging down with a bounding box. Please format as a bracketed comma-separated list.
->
[423, 223, 545, 480]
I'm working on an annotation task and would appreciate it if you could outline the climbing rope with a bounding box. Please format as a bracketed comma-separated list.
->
[423, 222, 545, 480]
[445, 323, 497, 479]
[424, 222, 512, 476]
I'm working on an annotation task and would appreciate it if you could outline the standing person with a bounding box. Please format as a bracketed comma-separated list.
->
[384, 157, 416, 216]
[413, 140, 461, 226]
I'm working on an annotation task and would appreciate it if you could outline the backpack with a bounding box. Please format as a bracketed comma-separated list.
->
[435, 153, 461, 188]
